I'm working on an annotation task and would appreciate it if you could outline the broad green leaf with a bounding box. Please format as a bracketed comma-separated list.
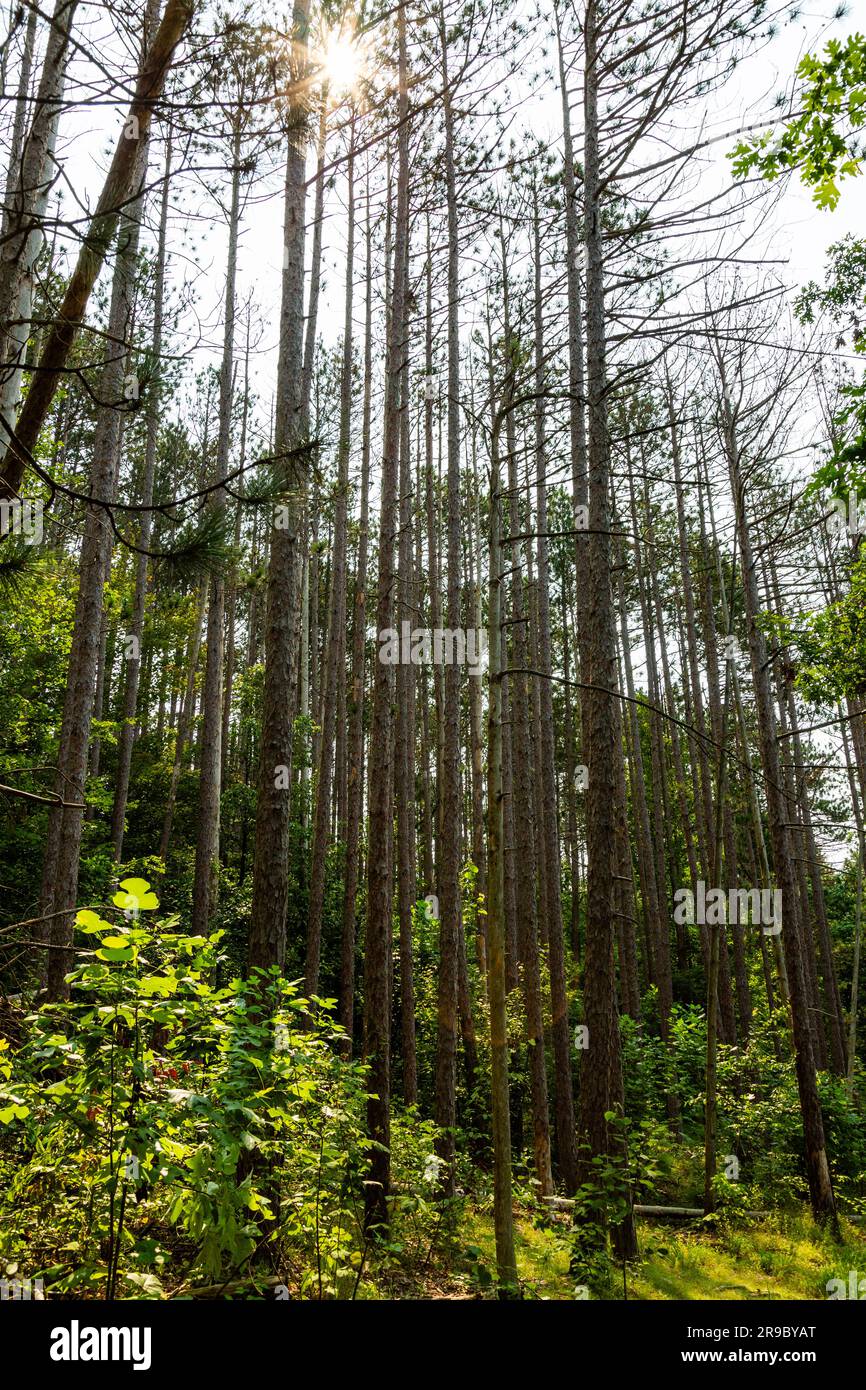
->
[0, 1104, 29, 1123]
[76, 909, 108, 932]
[113, 877, 159, 913]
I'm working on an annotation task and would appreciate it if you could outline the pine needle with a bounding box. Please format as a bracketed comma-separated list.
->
[156, 508, 236, 583]
[0, 537, 44, 597]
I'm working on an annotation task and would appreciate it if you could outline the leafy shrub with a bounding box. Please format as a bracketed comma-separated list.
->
[0, 878, 372, 1298]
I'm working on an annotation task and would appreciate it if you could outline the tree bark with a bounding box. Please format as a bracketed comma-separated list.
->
[1, 0, 191, 497]
[363, 0, 408, 1230]
[248, 1, 311, 973]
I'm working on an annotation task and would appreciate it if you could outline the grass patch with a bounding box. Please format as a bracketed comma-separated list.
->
[452, 1206, 866, 1301]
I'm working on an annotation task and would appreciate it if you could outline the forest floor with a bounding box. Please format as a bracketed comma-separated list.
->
[376, 1207, 866, 1301]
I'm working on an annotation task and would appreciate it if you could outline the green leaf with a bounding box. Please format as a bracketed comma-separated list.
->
[138, 974, 179, 997]
[76, 909, 108, 932]
[113, 877, 159, 913]
[0, 1104, 29, 1123]
[96, 946, 135, 962]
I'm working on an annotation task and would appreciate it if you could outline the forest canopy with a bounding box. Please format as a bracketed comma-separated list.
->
[0, 0, 865, 1314]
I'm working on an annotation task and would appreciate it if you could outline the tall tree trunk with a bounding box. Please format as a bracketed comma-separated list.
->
[0, 0, 77, 435]
[340, 157, 373, 1050]
[434, 1, 463, 1196]
[486, 356, 517, 1293]
[395, 165, 417, 1107]
[42, 16, 156, 996]
[111, 134, 173, 859]
[0, 6, 39, 245]
[577, 0, 637, 1257]
[248, 1, 311, 973]
[363, 0, 408, 1231]
[191, 121, 242, 936]
[501, 226, 553, 1197]
[533, 186, 577, 1192]
[1, 0, 191, 497]
[719, 365, 837, 1230]
[467, 411, 488, 969]
[305, 114, 352, 1002]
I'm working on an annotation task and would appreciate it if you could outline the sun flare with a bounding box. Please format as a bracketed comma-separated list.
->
[320, 24, 364, 96]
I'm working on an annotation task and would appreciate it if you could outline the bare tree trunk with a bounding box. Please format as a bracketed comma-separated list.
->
[192, 122, 242, 936]
[577, 0, 637, 1257]
[498, 226, 553, 1197]
[842, 720, 864, 1098]
[248, 2, 311, 973]
[300, 92, 328, 428]
[467, 410, 488, 969]
[395, 170, 417, 1106]
[532, 186, 577, 1192]
[0, 0, 77, 433]
[305, 115, 352, 1001]
[43, 26, 156, 996]
[434, 1, 463, 1195]
[1, 0, 191, 497]
[363, 1, 408, 1231]
[0, 6, 39, 244]
[111, 134, 172, 859]
[720, 367, 837, 1230]
[704, 575, 735, 1214]
[340, 158, 373, 1050]
[562, 579, 582, 965]
[486, 356, 517, 1293]
[696, 478, 750, 1040]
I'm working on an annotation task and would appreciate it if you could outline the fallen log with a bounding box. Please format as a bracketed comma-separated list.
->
[542, 1197, 863, 1223]
[543, 1197, 712, 1218]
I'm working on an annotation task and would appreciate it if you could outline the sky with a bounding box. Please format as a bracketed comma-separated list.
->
[25, 1, 864, 409]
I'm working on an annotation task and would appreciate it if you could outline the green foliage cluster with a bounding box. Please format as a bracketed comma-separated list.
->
[622, 1007, 866, 1216]
[731, 33, 865, 208]
[0, 878, 440, 1299]
[763, 553, 866, 703]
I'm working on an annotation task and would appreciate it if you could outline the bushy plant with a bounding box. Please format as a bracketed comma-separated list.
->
[0, 878, 372, 1298]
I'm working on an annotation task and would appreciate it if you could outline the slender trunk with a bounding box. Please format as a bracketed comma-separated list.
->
[363, 4, 408, 1230]
[0, 0, 77, 433]
[340, 158, 373, 1049]
[577, 0, 637, 1257]
[533, 187, 577, 1191]
[111, 134, 172, 858]
[248, 3, 311, 972]
[191, 123, 242, 935]
[434, 2, 463, 1194]
[501, 227, 552, 1197]
[486, 362, 517, 1293]
[394, 169, 417, 1107]
[305, 115, 352, 1001]
[720, 369, 837, 1230]
[1, 0, 191, 496]
[43, 13, 156, 996]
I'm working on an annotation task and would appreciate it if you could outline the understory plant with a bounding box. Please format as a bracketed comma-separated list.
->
[0, 878, 374, 1298]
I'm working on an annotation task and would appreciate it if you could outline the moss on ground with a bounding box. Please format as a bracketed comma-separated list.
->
[457, 1206, 866, 1301]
